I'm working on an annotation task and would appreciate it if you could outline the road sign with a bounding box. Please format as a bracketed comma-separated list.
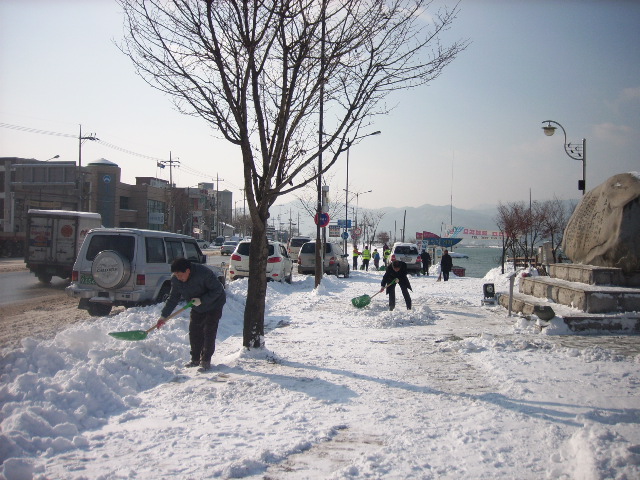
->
[352, 227, 362, 236]
[341, 231, 349, 240]
[314, 212, 330, 228]
[337, 219, 352, 228]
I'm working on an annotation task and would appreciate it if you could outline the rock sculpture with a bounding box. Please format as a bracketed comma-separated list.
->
[562, 172, 640, 274]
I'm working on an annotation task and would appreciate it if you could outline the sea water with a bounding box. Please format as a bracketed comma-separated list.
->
[446, 246, 504, 279]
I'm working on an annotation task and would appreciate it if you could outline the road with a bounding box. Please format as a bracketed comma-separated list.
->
[0, 253, 227, 351]
[0, 269, 70, 305]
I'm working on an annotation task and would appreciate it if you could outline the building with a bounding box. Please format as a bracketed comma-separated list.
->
[0, 156, 235, 245]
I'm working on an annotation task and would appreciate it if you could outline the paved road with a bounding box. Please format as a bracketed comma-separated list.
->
[0, 253, 226, 306]
[0, 268, 70, 305]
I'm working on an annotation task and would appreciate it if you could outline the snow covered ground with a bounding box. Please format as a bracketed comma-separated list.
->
[1, 266, 640, 479]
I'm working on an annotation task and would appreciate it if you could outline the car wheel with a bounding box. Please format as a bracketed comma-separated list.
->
[344, 265, 350, 278]
[37, 273, 52, 284]
[87, 302, 112, 317]
[285, 268, 292, 284]
[156, 283, 171, 303]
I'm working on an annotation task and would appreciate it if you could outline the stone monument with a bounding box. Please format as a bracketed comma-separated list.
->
[562, 172, 640, 274]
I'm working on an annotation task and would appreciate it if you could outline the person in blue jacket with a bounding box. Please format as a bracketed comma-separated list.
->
[157, 258, 226, 372]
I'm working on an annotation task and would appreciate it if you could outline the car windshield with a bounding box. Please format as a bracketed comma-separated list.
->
[237, 242, 275, 256]
[290, 238, 311, 247]
[395, 246, 418, 255]
[86, 235, 135, 262]
[300, 242, 332, 254]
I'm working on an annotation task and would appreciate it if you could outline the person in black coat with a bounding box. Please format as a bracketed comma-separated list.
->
[379, 260, 412, 311]
[421, 249, 431, 276]
[440, 249, 453, 281]
[157, 258, 226, 371]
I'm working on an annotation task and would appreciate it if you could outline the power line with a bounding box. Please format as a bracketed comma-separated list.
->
[1, 121, 243, 189]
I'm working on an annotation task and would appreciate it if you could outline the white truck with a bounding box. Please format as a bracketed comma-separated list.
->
[25, 209, 102, 283]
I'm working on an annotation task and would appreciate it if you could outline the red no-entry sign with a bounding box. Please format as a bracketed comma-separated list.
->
[314, 212, 331, 228]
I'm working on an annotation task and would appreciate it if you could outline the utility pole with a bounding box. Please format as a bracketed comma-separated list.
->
[158, 152, 180, 231]
[78, 124, 98, 211]
[213, 173, 224, 237]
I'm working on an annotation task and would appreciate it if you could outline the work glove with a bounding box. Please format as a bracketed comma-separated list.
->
[191, 298, 202, 306]
[156, 317, 167, 329]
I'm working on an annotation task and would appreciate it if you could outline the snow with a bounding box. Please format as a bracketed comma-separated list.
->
[2, 266, 640, 479]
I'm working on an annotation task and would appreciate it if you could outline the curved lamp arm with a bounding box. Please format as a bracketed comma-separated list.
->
[541, 120, 586, 194]
[541, 120, 582, 161]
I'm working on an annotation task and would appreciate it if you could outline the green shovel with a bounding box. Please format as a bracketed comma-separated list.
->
[108, 300, 195, 341]
[351, 279, 397, 309]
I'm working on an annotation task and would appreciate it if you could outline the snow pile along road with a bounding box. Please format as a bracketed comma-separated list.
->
[1, 267, 639, 479]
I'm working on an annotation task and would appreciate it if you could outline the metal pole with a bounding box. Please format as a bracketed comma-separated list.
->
[344, 141, 350, 253]
[582, 138, 586, 195]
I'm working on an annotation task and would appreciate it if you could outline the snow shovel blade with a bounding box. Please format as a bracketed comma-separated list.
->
[351, 294, 371, 308]
[108, 330, 149, 341]
[108, 300, 195, 341]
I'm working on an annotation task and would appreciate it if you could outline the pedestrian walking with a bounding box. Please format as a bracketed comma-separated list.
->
[361, 246, 371, 271]
[156, 258, 226, 372]
[421, 249, 431, 276]
[352, 245, 361, 270]
[373, 249, 381, 270]
[440, 249, 453, 282]
[380, 260, 412, 311]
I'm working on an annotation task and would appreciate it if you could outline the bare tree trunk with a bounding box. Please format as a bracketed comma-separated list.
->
[243, 204, 269, 349]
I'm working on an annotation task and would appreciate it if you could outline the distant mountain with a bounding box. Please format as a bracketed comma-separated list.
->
[374, 204, 498, 242]
[284, 202, 499, 242]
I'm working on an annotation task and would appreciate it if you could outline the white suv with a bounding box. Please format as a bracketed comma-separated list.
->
[66, 228, 225, 316]
[388, 242, 422, 274]
[228, 240, 293, 283]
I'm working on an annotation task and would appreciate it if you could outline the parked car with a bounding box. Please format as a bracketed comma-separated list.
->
[213, 236, 225, 247]
[388, 242, 422, 274]
[297, 240, 350, 277]
[287, 236, 312, 262]
[228, 240, 293, 283]
[195, 239, 209, 250]
[66, 228, 225, 317]
[220, 241, 239, 255]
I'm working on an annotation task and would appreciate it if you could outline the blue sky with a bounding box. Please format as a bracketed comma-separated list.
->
[1, 0, 638, 212]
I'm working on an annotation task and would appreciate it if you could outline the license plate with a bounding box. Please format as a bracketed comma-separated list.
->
[80, 274, 96, 285]
[402, 256, 412, 262]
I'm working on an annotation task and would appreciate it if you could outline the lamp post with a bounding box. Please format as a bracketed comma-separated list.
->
[344, 130, 380, 251]
[541, 120, 586, 195]
[78, 124, 99, 210]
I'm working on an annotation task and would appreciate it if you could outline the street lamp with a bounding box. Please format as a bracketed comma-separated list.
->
[344, 130, 380, 251]
[541, 120, 586, 195]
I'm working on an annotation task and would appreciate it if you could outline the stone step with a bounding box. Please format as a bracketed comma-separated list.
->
[549, 263, 640, 287]
[520, 276, 640, 313]
[496, 291, 640, 333]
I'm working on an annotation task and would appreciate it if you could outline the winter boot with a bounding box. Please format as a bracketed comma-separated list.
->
[184, 360, 200, 368]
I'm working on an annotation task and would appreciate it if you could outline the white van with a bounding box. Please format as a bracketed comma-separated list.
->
[66, 228, 225, 316]
[287, 236, 312, 262]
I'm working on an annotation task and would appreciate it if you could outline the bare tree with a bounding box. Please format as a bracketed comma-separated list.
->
[119, 0, 467, 349]
[539, 196, 573, 262]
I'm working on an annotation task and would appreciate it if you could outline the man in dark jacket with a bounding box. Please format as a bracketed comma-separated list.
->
[440, 249, 453, 281]
[379, 260, 412, 311]
[421, 249, 431, 276]
[157, 258, 226, 372]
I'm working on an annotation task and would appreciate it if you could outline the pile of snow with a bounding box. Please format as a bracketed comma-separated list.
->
[1, 267, 639, 479]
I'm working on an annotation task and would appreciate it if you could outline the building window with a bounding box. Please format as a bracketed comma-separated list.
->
[120, 196, 130, 209]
